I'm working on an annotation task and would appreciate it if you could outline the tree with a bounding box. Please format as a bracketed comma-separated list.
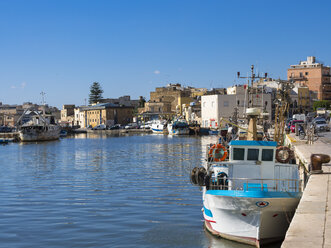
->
[139, 96, 146, 108]
[313, 100, 330, 111]
[89, 82, 103, 104]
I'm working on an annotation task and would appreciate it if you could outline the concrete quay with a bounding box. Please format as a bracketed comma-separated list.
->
[282, 132, 331, 248]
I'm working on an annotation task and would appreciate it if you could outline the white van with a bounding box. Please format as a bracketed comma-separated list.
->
[292, 114, 306, 122]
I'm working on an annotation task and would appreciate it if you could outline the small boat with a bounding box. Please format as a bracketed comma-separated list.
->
[167, 119, 189, 135]
[0, 139, 9, 144]
[59, 130, 68, 137]
[191, 108, 302, 247]
[151, 120, 167, 134]
[208, 129, 219, 135]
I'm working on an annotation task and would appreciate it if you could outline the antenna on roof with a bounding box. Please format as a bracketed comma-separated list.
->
[40, 91, 46, 105]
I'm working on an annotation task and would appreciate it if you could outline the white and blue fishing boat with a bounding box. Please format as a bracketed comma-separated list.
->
[167, 119, 189, 135]
[151, 120, 167, 134]
[191, 108, 302, 247]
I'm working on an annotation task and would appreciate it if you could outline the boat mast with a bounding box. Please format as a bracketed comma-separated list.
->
[237, 65, 268, 140]
[237, 65, 268, 109]
[40, 91, 47, 126]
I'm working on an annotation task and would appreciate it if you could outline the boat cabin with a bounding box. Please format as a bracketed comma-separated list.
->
[229, 140, 277, 164]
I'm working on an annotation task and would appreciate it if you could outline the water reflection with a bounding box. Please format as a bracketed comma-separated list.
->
[0, 135, 281, 248]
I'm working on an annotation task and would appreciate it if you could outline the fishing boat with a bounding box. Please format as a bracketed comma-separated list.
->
[17, 110, 61, 142]
[167, 119, 189, 135]
[151, 120, 167, 134]
[191, 108, 302, 247]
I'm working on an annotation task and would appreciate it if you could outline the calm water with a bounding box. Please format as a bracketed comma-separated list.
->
[0, 134, 279, 248]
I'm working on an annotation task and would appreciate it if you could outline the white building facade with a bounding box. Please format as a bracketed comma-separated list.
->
[74, 107, 86, 128]
[201, 93, 272, 128]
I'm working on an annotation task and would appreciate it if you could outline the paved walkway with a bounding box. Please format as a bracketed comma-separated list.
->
[282, 132, 331, 248]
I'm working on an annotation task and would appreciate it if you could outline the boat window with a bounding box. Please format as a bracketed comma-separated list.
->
[247, 149, 259, 161]
[233, 148, 245, 160]
[262, 149, 274, 161]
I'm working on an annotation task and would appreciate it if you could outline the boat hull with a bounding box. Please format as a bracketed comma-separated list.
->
[167, 127, 190, 135]
[203, 191, 301, 247]
[19, 127, 61, 142]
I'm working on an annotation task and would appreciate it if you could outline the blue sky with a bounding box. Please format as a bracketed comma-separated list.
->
[0, 0, 330, 108]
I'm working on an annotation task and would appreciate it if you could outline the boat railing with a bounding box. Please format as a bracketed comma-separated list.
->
[207, 177, 302, 193]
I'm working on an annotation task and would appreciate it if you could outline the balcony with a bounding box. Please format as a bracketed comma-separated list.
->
[288, 76, 307, 81]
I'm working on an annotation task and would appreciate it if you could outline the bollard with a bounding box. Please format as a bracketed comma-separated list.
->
[310, 154, 330, 174]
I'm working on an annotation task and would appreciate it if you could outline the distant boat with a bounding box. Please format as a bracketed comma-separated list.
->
[59, 130, 68, 137]
[208, 129, 219, 135]
[151, 120, 167, 134]
[17, 110, 60, 142]
[167, 119, 189, 135]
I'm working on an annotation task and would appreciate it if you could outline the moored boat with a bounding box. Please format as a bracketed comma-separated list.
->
[19, 123, 61, 141]
[191, 108, 302, 247]
[151, 120, 167, 134]
[167, 119, 189, 135]
[17, 110, 60, 142]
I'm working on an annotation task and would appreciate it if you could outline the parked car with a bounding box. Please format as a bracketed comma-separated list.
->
[139, 123, 151, 129]
[108, 124, 122, 130]
[313, 119, 330, 132]
[290, 120, 304, 133]
[0, 126, 14, 133]
[92, 124, 106, 130]
[125, 123, 139, 129]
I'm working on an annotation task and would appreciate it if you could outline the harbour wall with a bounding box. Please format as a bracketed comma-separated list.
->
[282, 133, 331, 248]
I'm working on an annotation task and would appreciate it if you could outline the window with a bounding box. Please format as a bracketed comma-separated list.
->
[300, 72, 303, 77]
[262, 149, 274, 161]
[211, 101, 214, 107]
[224, 101, 229, 107]
[305, 72, 309, 76]
[247, 149, 259, 161]
[233, 148, 245, 160]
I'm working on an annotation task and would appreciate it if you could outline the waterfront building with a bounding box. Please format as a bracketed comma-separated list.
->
[287, 56, 331, 101]
[83, 103, 134, 128]
[140, 84, 207, 122]
[293, 86, 311, 113]
[254, 78, 313, 114]
[227, 85, 246, 95]
[74, 107, 86, 128]
[148, 84, 197, 114]
[201, 92, 272, 128]
[60, 104, 75, 126]
[0, 102, 60, 127]
[98, 95, 140, 108]
[0, 103, 23, 126]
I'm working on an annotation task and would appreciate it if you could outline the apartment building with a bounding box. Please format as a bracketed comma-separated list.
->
[287, 56, 331, 101]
